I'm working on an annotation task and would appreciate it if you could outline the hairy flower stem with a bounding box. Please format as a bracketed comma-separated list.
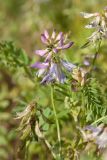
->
[50, 86, 61, 158]
[91, 41, 101, 70]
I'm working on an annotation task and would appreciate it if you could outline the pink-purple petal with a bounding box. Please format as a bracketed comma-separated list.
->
[44, 30, 49, 39]
[53, 48, 58, 53]
[56, 32, 63, 41]
[41, 34, 48, 44]
[51, 30, 56, 39]
[61, 60, 76, 71]
[58, 37, 64, 47]
[45, 52, 52, 61]
[35, 49, 48, 56]
[57, 42, 74, 50]
[31, 62, 49, 69]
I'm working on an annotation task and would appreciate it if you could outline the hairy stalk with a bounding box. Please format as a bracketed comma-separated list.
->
[50, 86, 61, 158]
[91, 40, 101, 69]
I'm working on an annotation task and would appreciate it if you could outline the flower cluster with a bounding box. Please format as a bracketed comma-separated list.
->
[81, 7, 107, 46]
[79, 124, 107, 149]
[71, 67, 87, 92]
[15, 102, 37, 142]
[15, 102, 45, 140]
[72, 68, 87, 86]
[31, 30, 76, 84]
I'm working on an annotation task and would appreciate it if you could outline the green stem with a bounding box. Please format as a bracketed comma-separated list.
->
[91, 115, 107, 125]
[44, 139, 56, 159]
[91, 40, 101, 69]
[25, 141, 30, 160]
[50, 86, 61, 157]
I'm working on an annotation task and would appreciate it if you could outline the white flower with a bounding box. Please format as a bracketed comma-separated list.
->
[81, 8, 107, 46]
[79, 124, 107, 149]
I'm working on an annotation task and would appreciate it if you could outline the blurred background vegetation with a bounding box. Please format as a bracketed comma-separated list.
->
[0, 0, 107, 159]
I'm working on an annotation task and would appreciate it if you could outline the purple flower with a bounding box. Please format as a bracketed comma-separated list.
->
[35, 30, 74, 60]
[32, 60, 76, 84]
[31, 30, 75, 84]
[61, 60, 76, 72]
[31, 62, 49, 69]
[84, 125, 101, 133]
[40, 62, 66, 84]
[79, 124, 107, 149]
[83, 54, 95, 66]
